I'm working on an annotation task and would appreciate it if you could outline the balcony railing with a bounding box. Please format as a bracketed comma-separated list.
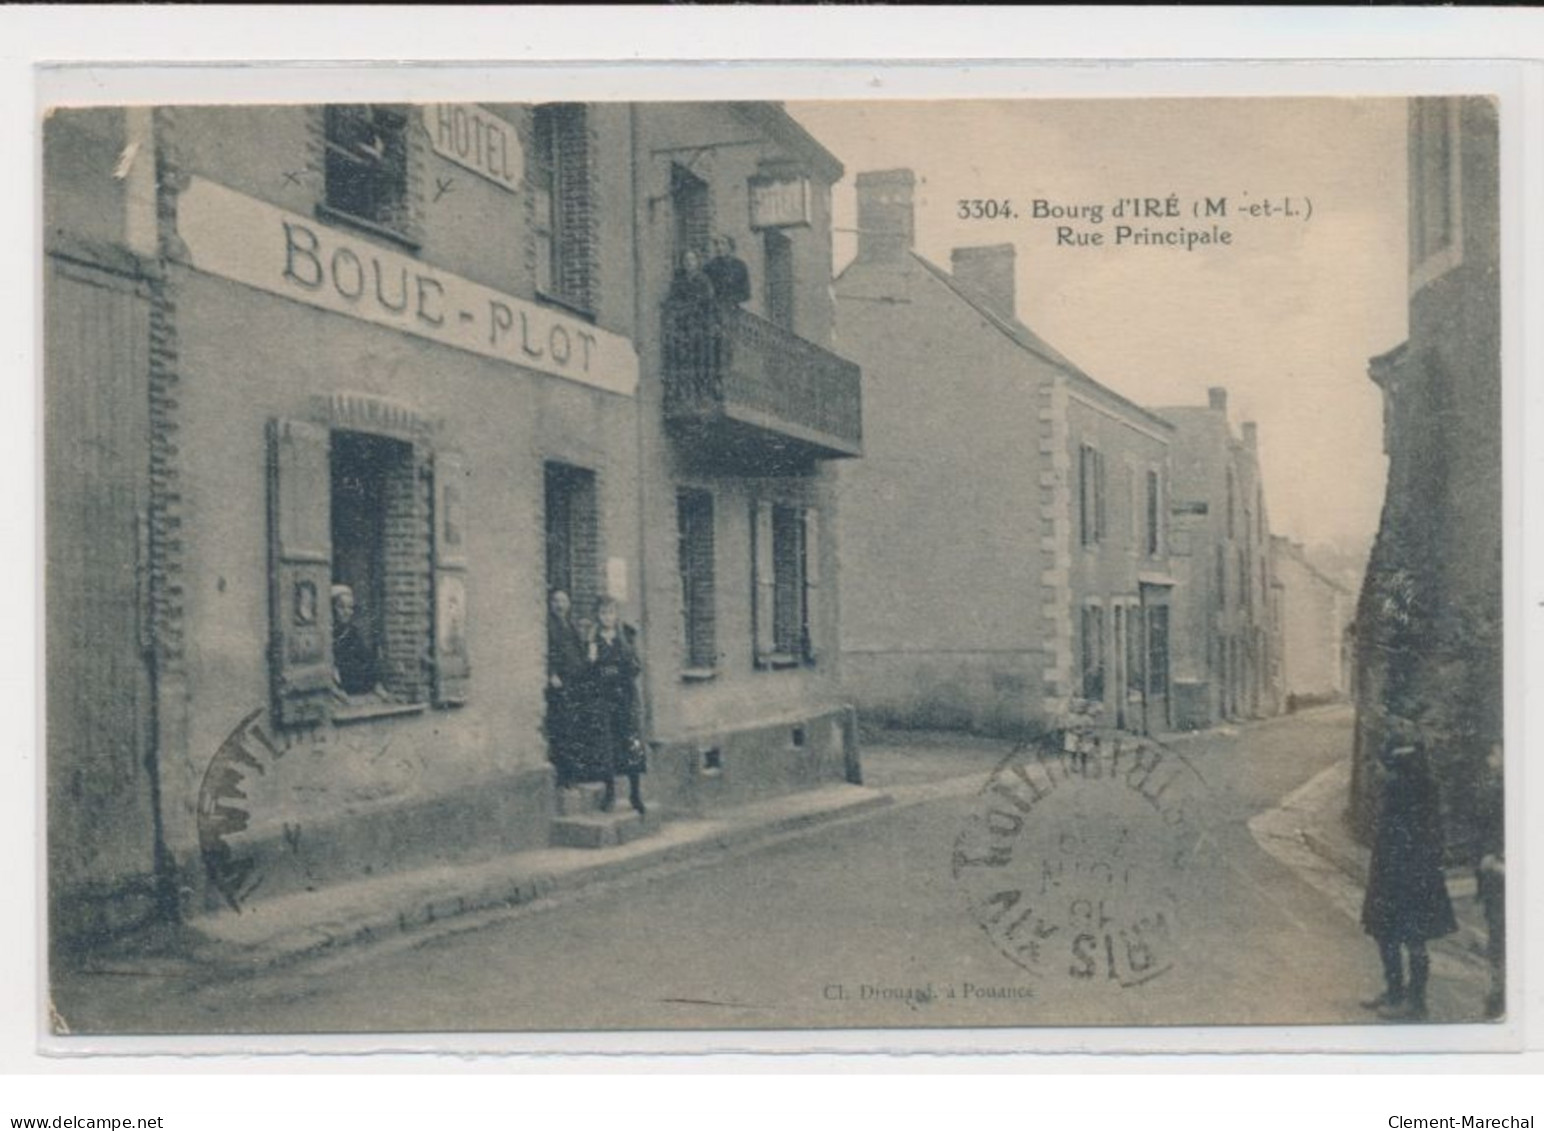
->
[662, 299, 862, 461]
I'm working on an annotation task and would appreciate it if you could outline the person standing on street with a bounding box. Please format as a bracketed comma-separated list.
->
[582, 596, 646, 816]
[1474, 742, 1506, 1019]
[545, 589, 587, 789]
[1360, 727, 1458, 1021]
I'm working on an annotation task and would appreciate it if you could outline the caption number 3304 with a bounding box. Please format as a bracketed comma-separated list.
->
[957, 199, 1015, 220]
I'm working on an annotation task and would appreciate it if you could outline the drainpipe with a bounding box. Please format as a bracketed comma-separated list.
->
[629, 104, 656, 745]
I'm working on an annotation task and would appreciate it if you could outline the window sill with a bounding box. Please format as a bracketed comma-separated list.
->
[756, 652, 803, 671]
[315, 203, 422, 253]
[534, 290, 596, 323]
[680, 667, 718, 683]
[333, 698, 428, 726]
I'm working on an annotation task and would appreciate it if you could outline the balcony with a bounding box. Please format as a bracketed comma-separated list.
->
[662, 300, 862, 465]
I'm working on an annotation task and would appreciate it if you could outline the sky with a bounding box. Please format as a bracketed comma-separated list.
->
[789, 98, 1410, 558]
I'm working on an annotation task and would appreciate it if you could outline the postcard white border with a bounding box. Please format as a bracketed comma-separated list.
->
[5, 6, 1543, 1082]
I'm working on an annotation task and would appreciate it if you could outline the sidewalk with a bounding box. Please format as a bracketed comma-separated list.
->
[66, 784, 895, 984]
[1249, 756, 1494, 979]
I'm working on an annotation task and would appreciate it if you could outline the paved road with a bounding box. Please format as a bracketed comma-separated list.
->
[53, 706, 1486, 1034]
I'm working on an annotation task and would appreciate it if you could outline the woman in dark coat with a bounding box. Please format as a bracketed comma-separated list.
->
[1361, 737, 1457, 1020]
[571, 596, 647, 814]
[545, 589, 588, 789]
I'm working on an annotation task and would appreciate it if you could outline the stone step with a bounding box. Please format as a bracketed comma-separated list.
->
[549, 807, 659, 849]
[554, 784, 613, 817]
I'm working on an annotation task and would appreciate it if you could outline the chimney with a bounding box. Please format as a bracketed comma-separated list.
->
[1242, 422, 1258, 448]
[855, 169, 915, 263]
[951, 244, 1017, 320]
[1207, 386, 1228, 414]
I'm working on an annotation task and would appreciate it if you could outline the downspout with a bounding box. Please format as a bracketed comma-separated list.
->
[629, 104, 656, 746]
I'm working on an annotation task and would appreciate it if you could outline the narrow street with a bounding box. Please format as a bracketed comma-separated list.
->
[54, 706, 1488, 1034]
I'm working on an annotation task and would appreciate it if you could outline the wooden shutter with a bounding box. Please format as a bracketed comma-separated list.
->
[267, 418, 333, 728]
[801, 507, 820, 662]
[431, 448, 471, 705]
[752, 499, 775, 666]
[554, 105, 595, 310]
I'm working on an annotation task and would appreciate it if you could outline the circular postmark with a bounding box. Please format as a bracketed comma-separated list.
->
[196, 708, 420, 912]
[952, 724, 1210, 989]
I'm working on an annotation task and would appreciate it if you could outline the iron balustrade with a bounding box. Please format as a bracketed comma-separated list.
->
[662, 298, 862, 458]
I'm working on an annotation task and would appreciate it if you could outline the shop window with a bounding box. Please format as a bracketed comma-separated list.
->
[1079, 443, 1107, 547]
[267, 418, 465, 728]
[677, 489, 717, 672]
[764, 229, 795, 331]
[532, 104, 597, 313]
[323, 105, 412, 239]
[1080, 603, 1106, 703]
[752, 501, 819, 667]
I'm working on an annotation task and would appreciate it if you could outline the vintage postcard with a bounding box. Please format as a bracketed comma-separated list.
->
[39, 84, 1510, 1046]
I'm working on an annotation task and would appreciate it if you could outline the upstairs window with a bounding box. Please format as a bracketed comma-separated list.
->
[1146, 469, 1162, 557]
[1410, 97, 1458, 269]
[763, 229, 795, 331]
[671, 163, 713, 267]
[323, 105, 412, 239]
[532, 104, 597, 313]
[1079, 443, 1107, 547]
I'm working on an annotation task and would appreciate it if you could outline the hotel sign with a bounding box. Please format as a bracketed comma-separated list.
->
[749, 173, 812, 230]
[426, 105, 522, 193]
[176, 177, 637, 397]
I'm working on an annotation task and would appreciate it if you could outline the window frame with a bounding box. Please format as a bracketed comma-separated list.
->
[531, 104, 597, 317]
[751, 500, 819, 670]
[320, 104, 418, 250]
[268, 411, 465, 729]
[677, 488, 718, 678]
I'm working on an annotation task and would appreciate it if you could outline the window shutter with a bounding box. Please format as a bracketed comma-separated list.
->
[267, 418, 333, 728]
[752, 499, 775, 666]
[554, 105, 596, 311]
[431, 448, 471, 705]
[801, 507, 820, 662]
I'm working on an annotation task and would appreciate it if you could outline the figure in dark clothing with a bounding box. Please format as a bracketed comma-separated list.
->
[703, 234, 751, 307]
[569, 596, 647, 815]
[545, 589, 588, 789]
[1360, 736, 1457, 1021]
[1474, 743, 1505, 1019]
[331, 584, 378, 697]
[666, 249, 720, 401]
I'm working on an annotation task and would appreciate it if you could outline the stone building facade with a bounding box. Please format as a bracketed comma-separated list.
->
[1351, 96, 1501, 854]
[44, 100, 863, 954]
[1158, 390, 1282, 729]
[833, 170, 1175, 738]
[1272, 537, 1354, 708]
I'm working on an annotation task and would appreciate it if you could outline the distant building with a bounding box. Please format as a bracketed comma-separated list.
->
[1272, 537, 1354, 708]
[833, 170, 1175, 738]
[1352, 97, 1501, 853]
[1158, 390, 1282, 728]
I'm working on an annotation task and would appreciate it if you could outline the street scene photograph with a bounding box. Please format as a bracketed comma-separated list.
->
[40, 93, 1504, 1036]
